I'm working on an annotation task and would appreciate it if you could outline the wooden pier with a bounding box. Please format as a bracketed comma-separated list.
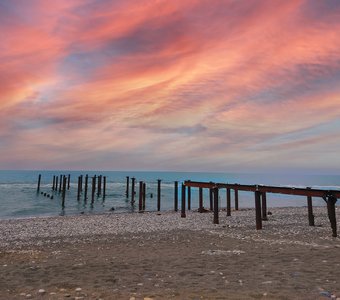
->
[184, 180, 339, 237]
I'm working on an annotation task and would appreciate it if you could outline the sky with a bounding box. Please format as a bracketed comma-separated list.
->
[1, 0, 340, 173]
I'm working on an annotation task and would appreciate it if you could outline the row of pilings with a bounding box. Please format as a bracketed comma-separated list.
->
[36, 174, 338, 237]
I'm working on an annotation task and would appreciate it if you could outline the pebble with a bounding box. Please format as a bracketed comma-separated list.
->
[75, 297, 84, 300]
[26, 295, 32, 299]
[75, 288, 82, 292]
[50, 292, 56, 295]
[20, 293, 26, 296]
[38, 289, 46, 294]
[129, 297, 136, 300]
[137, 283, 143, 286]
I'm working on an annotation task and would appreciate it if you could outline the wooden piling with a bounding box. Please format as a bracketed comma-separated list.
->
[174, 181, 178, 212]
[255, 190, 262, 230]
[213, 187, 219, 224]
[67, 174, 70, 190]
[80, 175, 83, 192]
[59, 175, 62, 193]
[139, 181, 143, 211]
[77, 176, 81, 201]
[142, 182, 146, 210]
[157, 179, 161, 211]
[91, 176, 96, 203]
[62, 175, 67, 208]
[131, 177, 136, 204]
[187, 185, 191, 211]
[52, 175, 55, 191]
[234, 189, 239, 211]
[97, 175, 102, 196]
[103, 176, 106, 199]
[84, 174, 88, 202]
[262, 192, 268, 221]
[199, 187, 203, 212]
[181, 184, 186, 218]
[307, 187, 314, 226]
[55, 175, 58, 192]
[326, 195, 337, 237]
[226, 188, 231, 216]
[37, 174, 41, 192]
[126, 176, 130, 198]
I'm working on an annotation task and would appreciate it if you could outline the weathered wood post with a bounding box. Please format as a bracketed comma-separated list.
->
[103, 176, 106, 199]
[131, 177, 136, 204]
[307, 187, 314, 226]
[91, 176, 96, 203]
[55, 175, 59, 192]
[84, 174, 88, 202]
[174, 181, 178, 212]
[67, 174, 70, 190]
[213, 187, 219, 224]
[80, 175, 83, 192]
[59, 175, 62, 193]
[199, 187, 203, 212]
[187, 185, 191, 211]
[255, 190, 262, 230]
[142, 182, 146, 210]
[157, 179, 161, 211]
[62, 175, 67, 208]
[77, 176, 81, 201]
[126, 176, 130, 198]
[234, 189, 239, 211]
[181, 183, 186, 218]
[262, 192, 268, 221]
[226, 188, 231, 216]
[139, 181, 143, 211]
[97, 175, 102, 196]
[324, 194, 337, 237]
[209, 187, 213, 211]
[52, 175, 55, 191]
[37, 174, 41, 192]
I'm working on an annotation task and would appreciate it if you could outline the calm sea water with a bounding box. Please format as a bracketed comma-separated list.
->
[0, 170, 339, 220]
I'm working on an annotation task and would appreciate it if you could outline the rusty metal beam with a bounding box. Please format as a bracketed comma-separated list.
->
[184, 181, 340, 199]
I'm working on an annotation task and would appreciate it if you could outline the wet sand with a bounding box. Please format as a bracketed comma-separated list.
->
[0, 207, 339, 299]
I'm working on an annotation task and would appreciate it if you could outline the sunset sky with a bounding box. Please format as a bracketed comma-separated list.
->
[1, 0, 340, 173]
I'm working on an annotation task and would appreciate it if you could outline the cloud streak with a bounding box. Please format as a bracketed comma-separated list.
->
[1, 0, 340, 173]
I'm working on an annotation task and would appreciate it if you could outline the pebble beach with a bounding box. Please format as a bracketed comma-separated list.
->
[0, 207, 339, 299]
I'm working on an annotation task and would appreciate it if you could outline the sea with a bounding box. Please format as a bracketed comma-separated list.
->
[0, 170, 339, 220]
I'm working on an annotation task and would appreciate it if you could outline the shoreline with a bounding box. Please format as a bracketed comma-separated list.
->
[1, 207, 339, 299]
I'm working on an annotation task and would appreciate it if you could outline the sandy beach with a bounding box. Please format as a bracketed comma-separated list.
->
[0, 207, 339, 300]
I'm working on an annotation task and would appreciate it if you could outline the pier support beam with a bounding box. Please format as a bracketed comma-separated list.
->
[84, 174, 88, 202]
[226, 188, 231, 216]
[323, 195, 338, 237]
[131, 177, 136, 204]
[67, 174, 70, 190]
[307, 187, 314, 226]
[262, 192, 268, 221]
[255, 190, 262, 230]
[139, 181, 143, 212]
[126, 176, 129, 198]
[52, 175, 55, 191]
[234, 189, 239, 211]
[213, 187, 219, 224]
[174, 181, 178, 212]
[198, 187, 203, 213]
[37, 174, 41, 192]
[157, 179, 161, 211]
[181, 184, 186, 218]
